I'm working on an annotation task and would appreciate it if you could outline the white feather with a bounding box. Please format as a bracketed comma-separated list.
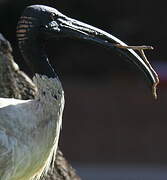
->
[0, 74, 64, 180]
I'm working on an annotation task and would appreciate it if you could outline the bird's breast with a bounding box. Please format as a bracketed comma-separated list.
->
[0, 93, 64, 180]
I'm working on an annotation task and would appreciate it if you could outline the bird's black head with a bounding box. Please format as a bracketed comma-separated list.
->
[17, 5, 65, 42]
[17, 5, 159, 97]
[16, 5, 66, 78]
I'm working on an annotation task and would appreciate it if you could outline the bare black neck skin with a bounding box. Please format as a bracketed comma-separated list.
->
[17, 18, 57, 78]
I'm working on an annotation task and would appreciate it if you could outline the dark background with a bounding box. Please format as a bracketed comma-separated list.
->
[1, 0, 167, 166]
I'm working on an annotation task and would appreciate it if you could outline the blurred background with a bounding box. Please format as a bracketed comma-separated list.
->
[1, 0, 167, 179]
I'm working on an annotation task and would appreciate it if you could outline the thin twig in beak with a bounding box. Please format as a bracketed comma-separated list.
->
[114, 43, 159, 99]
[114, 44, 154, 50]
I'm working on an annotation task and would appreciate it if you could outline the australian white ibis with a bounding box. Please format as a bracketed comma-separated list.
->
[0, 4, 159, 180]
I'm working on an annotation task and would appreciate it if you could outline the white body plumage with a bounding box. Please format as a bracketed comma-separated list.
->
[0, 74, 64, 180]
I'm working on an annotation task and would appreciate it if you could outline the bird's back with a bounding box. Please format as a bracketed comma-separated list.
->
[0, 98, 29, 108]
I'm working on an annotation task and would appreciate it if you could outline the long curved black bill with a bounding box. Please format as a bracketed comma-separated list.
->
[51, 15, 159, 98]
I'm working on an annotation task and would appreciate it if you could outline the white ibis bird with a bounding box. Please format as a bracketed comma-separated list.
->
[0, 4, 159, 180]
